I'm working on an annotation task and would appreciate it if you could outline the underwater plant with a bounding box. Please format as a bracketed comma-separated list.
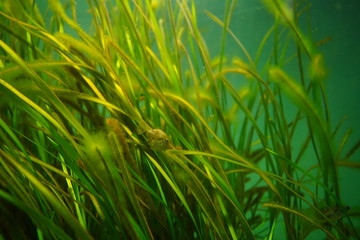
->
[0, 0, 359, 239]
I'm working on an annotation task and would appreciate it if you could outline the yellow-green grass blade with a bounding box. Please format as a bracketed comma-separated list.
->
[167, 152, 255, 239]
[145, 152, 200, 234]
[262, 0, 315, 58]
[204, 10, 254, 66]
[269, 67, 339, 202]
[0, 189, 73, 240]
[1, 150, 93, 240]
[161, 90, 281, 198]
[108, 132, 154, 239]
[0, 117, 33, 163]
[141, 162, 177, 238]
[262, 202, 337, 240]
[0, 40, 89, 139]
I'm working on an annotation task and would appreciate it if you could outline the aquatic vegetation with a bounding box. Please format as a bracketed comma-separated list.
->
[0, 0, 359, 239]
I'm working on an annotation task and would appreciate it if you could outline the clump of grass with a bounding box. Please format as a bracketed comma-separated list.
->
[0, 0, 359, 239]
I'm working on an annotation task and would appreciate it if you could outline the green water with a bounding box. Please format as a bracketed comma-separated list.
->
[190, 1, 360, 238]
[204, 0, 360, 206]
[194, 2, 360, 230]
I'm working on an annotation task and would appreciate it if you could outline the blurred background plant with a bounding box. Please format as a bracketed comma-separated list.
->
[0, 0, 359, 239]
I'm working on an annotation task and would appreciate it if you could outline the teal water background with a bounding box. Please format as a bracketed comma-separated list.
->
[309, 0, 360, 215]
[199, 0, 360, 207]
[198, 1, 360, 237]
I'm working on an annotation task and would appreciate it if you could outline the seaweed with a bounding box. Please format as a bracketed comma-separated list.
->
[0, 0, 359, 239]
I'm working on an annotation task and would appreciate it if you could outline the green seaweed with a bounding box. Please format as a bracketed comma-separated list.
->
[0, 0, 359, 239]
